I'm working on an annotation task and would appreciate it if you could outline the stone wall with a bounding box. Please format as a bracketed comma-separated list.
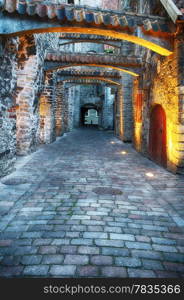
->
[133, 35, 184, 174]
[0, 37, 18, 177]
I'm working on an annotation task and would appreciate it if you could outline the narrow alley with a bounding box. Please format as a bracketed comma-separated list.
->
[0, 129, 184, 278]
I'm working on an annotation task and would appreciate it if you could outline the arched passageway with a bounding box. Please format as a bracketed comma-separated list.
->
[81, 104, 99, 127]
[149, 105, 167, 167]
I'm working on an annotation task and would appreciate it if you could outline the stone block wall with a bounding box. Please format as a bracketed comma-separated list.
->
[133, 34, 184, 174]
[0, 37, 18, 177]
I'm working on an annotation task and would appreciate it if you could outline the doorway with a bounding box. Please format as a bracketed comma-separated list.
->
[149, 105, 167, 167]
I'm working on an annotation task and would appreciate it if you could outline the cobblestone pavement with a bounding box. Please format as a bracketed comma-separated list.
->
[0, 128, 184, 278]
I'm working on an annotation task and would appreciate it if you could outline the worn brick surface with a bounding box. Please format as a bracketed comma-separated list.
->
[0, 129, 184, 278]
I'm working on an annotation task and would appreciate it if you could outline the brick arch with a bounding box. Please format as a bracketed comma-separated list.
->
[0, 3, 173, 56]
[60, 76, 121, 85]
[3, 27, 172, 57]
[45, 63, 139, 77]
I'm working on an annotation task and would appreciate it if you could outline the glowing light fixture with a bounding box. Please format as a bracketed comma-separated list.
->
[121, 151, 127, 155]
[146, 172, 154, 178]
[111, 141, 115, 144]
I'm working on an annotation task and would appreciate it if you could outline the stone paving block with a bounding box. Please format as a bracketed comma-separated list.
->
[95, 239, 125, 248]
[21, 232, 43, 239]
[71, 239, 93, 246]
[42, 255, 64, 264]
[152, 244, 178, 253]
[110, 233, 135, 241]
[102, 247, 129, 257]
[60, 246, 77, 254]
[131, 250, 164, 260]
[90, 255, 113, 266]
[83, 232, 107, 239]
[51, 239, 71, 246]
[87, 226, 104, 232]
[21, 255, 42, 265]
[65, 232, 80, 238]
[101, 266, 127, 278]
[0, 240, 13, 247]
[64, 255, 89, 265]
[14, 246, 38, 255]
[0, 266, 23, 277]
[163, 253, 184, 263]
[128, 268, 156, 278]
[39, 246, 58, 255]
[125, 242, 152, 250]
[151, 237, 176, 245]
[104, 226, 122, 233]
[1, 255, 21, 266]
[155, 271, 180, 278]
[163, 262, 184, 273]
[115, 257, 142, 268]
[71, 225, 87, 231]
[50, 265, 76, 276]
[78, 246, 100, 255]
[142, 259, 164, 270]
[23, 265, 49, 276]
[42, 232, 65, 239]
[77, 266, 99, 277]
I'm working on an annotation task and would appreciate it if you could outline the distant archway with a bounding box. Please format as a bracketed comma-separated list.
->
[149, 105, 167, 167]
[81, 103, 99, 127]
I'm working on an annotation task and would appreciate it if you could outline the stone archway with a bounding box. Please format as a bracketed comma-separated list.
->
[149, 104, 167, 167]
[80, 103, 100, 127]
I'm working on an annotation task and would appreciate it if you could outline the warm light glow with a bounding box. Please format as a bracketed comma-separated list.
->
[111, 141, 115, 144]
[146, 172, 154, 178]
[8, 27, 173, 56]
[121, 151, 127, 155]
[47, 64, 139, 77]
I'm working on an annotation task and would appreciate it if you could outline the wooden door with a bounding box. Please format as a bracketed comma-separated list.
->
[149, 105, 167, 167]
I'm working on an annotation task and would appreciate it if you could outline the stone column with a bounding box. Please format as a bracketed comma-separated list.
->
[16, 35, 44, 155]
[102, 86, 114, 130]
[55, 82, 64, 136]
[119, 75, 134, 142]
[39, 72, 56, 144]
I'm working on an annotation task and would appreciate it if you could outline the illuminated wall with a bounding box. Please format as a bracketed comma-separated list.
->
[133, 37, 184, 174]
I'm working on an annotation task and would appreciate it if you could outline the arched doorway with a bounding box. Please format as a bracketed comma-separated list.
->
[81, 104, 99, 127]
[149, 105, 167, 167]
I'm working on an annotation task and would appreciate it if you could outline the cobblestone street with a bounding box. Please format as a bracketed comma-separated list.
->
[0, 128, 184, 278]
